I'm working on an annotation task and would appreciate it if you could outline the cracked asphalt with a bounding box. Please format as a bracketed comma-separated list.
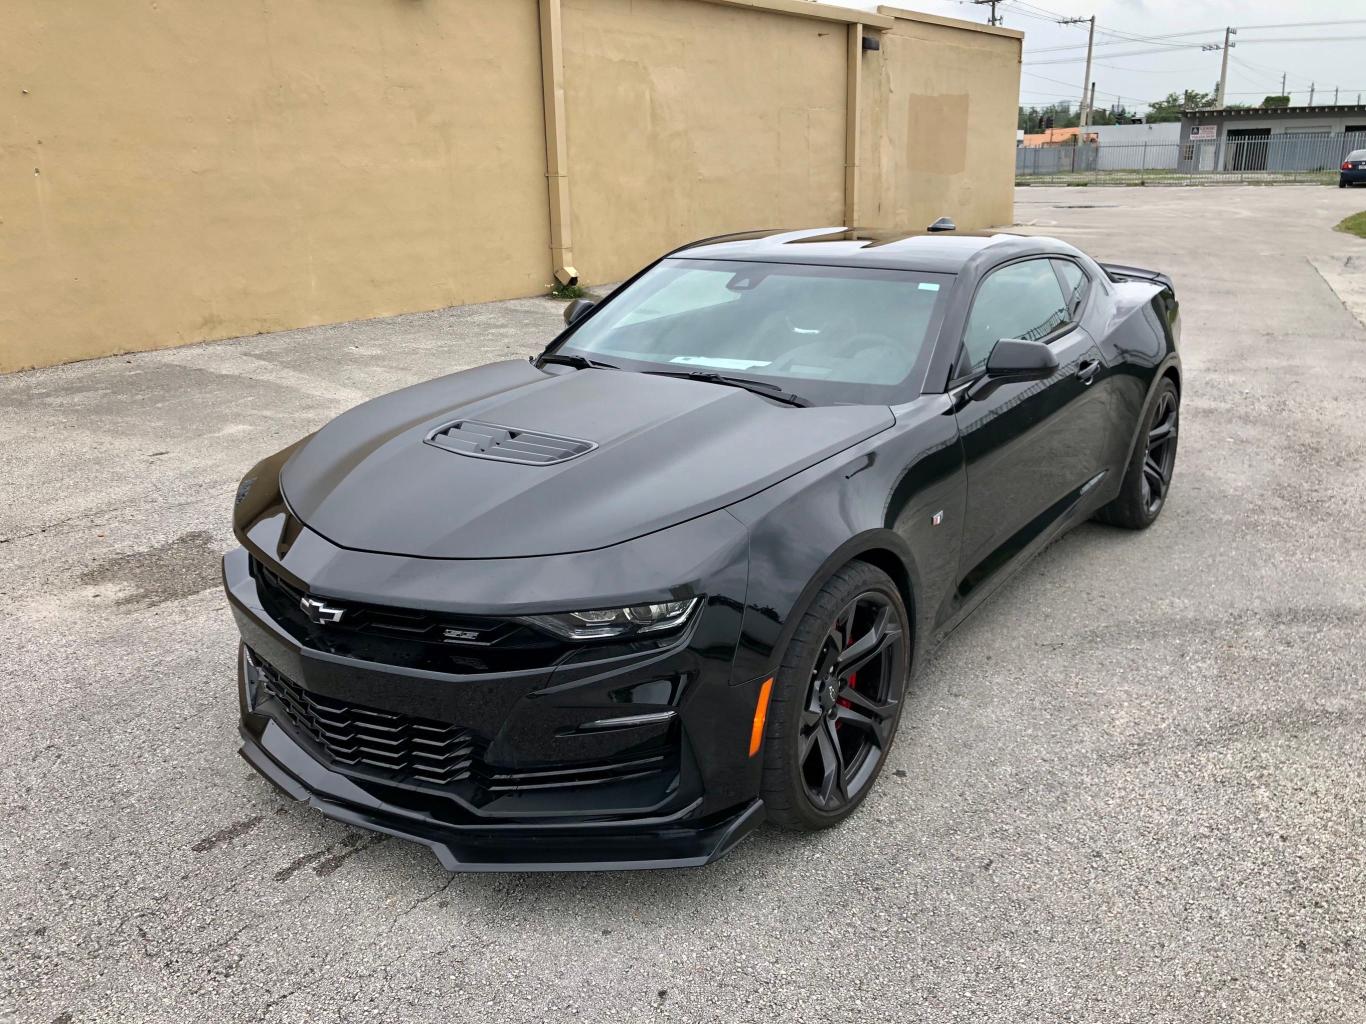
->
[3, 187, 1365, 1023]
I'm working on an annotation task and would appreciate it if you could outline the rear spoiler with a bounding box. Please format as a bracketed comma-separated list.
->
[1099, 262, 1174, 292]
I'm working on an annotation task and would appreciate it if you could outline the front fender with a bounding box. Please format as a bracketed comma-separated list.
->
[725, 398, 967, 683]
[1119, 354, 1182, 469]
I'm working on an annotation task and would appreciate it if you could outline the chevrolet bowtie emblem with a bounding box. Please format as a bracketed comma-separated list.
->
[299, 596, 346, 625]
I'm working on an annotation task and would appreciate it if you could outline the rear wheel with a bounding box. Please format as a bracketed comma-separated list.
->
[760, 562, 909, 831]
[1094, 378, 1179, 529]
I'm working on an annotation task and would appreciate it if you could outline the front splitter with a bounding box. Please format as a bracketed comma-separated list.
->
[239, 719, 764, 873]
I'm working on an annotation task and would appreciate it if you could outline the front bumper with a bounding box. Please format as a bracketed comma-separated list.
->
[240, 708, 762, 871]
[224, 507, 769, 871]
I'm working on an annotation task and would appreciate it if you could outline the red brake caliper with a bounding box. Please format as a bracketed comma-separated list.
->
[835, 625, 856, 727]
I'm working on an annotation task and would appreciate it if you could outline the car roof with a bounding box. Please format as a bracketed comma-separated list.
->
[671, 227, 1068, 273]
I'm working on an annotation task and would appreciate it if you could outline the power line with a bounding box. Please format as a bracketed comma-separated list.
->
[1231, 54, 1315, 87]
[1227, 57, 1284, 90]
[1093, 62, 1212, 74]
[1233, 35, 1366, 44]
[1025, 18, 1366, 53]
[1238, 19, 1366, 32]
[1003, 0, 1076, 21]
[1025, 37, 1366, 65]
[1224, 87, 1366, 95]
[1020, 72, 1156, 109]
[1021, 69, 1137, 101]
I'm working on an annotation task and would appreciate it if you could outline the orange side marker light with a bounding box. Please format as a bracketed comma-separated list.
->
[748, 677, 774, 757]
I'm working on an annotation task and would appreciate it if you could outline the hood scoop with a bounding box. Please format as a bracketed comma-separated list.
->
[424, 419, 596, 466]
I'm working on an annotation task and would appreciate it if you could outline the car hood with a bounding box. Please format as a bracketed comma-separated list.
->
[280, 359, 892, 558]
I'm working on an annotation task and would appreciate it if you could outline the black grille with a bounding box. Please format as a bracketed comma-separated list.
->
[248, 653, 679, 799]
[424, 420, 596, 465]
[250, 557, 565, 673]
[254, 655, 482, 787]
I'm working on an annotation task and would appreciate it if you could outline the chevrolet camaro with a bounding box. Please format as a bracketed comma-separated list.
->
[224, 226, 1181, 871]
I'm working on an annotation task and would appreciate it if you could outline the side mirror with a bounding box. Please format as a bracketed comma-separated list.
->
[968, 338, 1058, 401]
[563, 297, 596, 326]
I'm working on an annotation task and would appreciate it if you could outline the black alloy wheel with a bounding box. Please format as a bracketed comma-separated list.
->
[1142, 388, 1179, 516]
[761, 562, 909, 830]
[799, 592, 902, 811]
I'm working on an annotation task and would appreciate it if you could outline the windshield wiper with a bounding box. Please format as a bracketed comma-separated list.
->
[536, 352, 619, 371]
[642, 370, 811, 408]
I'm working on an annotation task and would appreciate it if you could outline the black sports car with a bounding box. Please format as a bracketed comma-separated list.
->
[225, 226, 1181, 871]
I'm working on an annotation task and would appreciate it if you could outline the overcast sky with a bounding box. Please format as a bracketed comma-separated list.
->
[841, 0, 1366, 113]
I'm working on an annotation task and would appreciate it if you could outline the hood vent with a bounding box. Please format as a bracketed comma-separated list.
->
[424, 419, 596, 465]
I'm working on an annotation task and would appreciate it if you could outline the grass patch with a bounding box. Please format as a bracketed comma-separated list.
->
[550, 281, 590, 300]
[1335, 210, 1366, 239]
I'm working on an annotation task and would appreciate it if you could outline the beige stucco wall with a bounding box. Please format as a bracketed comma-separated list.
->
[561, 0, 848, 285]
[0, 0, 551, 374]
[860, 10, 1022, 232]
[1, 0, 1021, 374]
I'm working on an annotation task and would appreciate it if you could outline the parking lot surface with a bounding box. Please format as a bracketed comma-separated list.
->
[3, 187, 1365, 1023]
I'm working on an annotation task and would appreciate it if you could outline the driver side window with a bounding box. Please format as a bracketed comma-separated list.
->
[960, 260, 1070, 374]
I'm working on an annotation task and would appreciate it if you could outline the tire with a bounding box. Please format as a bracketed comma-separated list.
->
[760, 562, 910, 832]
[1094, 378, 1179, 529]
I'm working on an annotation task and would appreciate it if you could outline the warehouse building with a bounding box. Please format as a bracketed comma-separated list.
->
[1, 0, 1022, 373]
[1177, 105, 1366, 173]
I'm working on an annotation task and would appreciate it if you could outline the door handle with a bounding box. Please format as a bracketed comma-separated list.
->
[1076, 358, 1101, 385]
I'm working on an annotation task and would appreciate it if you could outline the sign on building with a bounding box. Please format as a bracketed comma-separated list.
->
[1190, 125, 1217, 141]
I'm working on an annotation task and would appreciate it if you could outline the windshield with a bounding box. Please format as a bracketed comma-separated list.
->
[556, 258, 953, 405]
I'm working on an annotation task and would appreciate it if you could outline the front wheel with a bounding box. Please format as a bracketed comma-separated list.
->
[760, 562, 909, 831]
[1094, 378, 1179, 529]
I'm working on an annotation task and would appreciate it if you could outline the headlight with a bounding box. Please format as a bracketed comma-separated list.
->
[520, 597, 701, 641]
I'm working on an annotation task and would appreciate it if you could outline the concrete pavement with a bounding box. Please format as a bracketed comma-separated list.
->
[3, 186, 1365, 1023]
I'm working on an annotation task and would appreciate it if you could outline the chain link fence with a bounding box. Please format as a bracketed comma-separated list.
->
[1017, 131, 1366, 185]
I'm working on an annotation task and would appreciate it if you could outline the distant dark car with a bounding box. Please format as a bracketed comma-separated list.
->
[1341, 149, 1366, 187]
[225, 226, 1181, 872]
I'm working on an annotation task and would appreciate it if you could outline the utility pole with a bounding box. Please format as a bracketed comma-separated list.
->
[970, 0, 1002, 26]
[1281, 73, 1287, 98]
[1089, 82, 1097, 129]
[1334, 86, 1339, 106]
[1067, 15, 1095, 130]
[1081, 17, 1095, 129]
[1210, 27, 1236, 107]
[1309, 82, 1315, 105]
[1056, 13, 1095, 128]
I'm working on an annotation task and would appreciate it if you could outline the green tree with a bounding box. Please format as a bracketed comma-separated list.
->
[1088, 105, 1138, 126]
[1262, 94, 1291, 108]
[1146, 88, 1216, 122]
[1018, 101, 1079, 132]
